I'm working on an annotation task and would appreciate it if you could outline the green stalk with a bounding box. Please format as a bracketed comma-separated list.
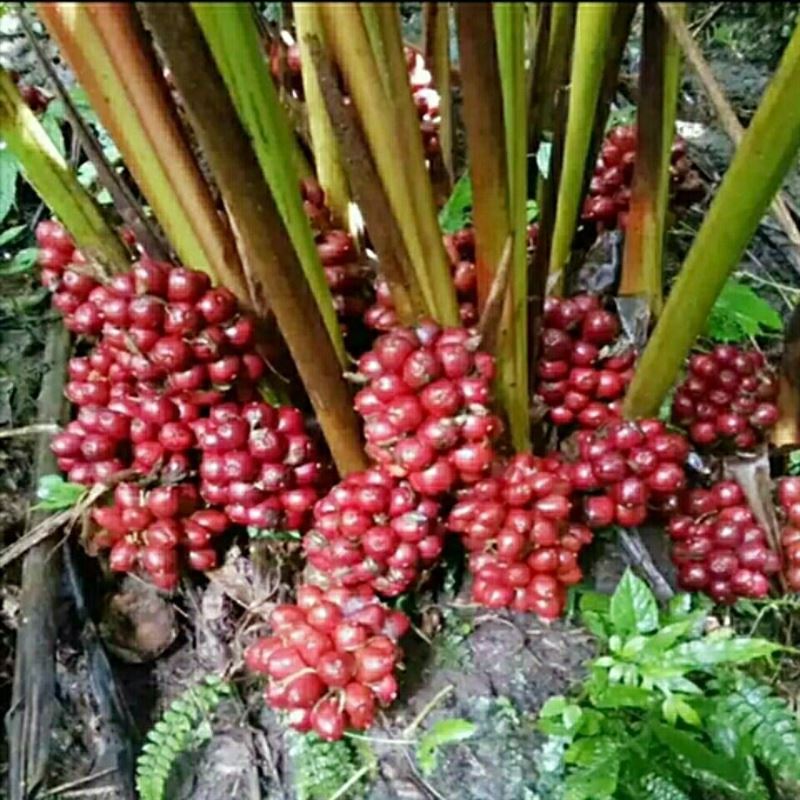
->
[294, 2, 351, 225]
[0, 68, 127, 272]
[620, 4, 683, 315]
[455, 3, 509, 310]
[319, 3, 458, 325]
[192, 2, 346, 364]
[495, 2, 530, 451]
[548, 3, 616, 291]
[38, 4, 247, 296]
[142, 4, 366, 475]
[624, 18, 800, 419]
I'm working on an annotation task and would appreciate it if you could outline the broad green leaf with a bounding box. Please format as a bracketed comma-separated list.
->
[526, 199, 539, 224]
[0, 147, 18, 224]
[662, 695, 701, 727]
[0, 224, 26, 246]
[539, 696, 568, 718]
[641, 617, 703, 659]
[33, 473, 87, 510]
[661, 637, 780, 670]
[417, 718, 476, 775]
[438, 172, 473, 234]
[705, 279, 782, 342]
[564, 743, 619, 800]
[609, 570, 659, 636]
[590, 685, 652, 710]
[0, 246, 38, 275]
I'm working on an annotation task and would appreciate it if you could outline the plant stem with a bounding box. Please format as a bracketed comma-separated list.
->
[620, 4, 683, 316]
[0, 68, 127, 273]
[455, 2, 509, 311]
[423, 1, 454, 197]
[192, 2, 346, 364]
[145, 3, 365, 475]
[308, 35, 425, 324]
[495, 2, 530, 451]
[37, 3, 246, 293]
[319, 3, 459, 325]
[624, 18, 800, 419]
[293, 2, 351, 226]
[548, 2, 616, 291]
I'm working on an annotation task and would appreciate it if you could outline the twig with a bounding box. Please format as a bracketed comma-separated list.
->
[617, 528, 675, 601]
[477, 235, 513, 352]
[688, 2, 723, 36]
[0, 423, 59, 439]
[403, 685, 454, 736]
[657, 2, 800, 275]
[328, 765, 370, 800]
[40, 768, 116, 797]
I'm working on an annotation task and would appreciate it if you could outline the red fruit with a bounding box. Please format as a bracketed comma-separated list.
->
[196, 287, 238, 324]
[646, 463, 686, 494]
[167, 267, 211, 303]
[109, 539, 139, 572]
[344, 682, 375, 729]
[581, 310, 619, 344]
[244, 636, 282, 674]
[584, 496, 615, 528]
[310, 698, 346, 741]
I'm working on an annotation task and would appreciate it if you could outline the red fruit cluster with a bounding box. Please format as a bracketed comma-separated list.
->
[304, 467, 444, 597]
[669, 481, 780, 603]
[536, 295, 635, 429]
[354, 322, 501, 496]
[301, 178, 373, 327]
[571, 419, 689, 528]
[196, 402, 325, 533]
[671, 346, 779, 451]
[245, 584, 409, 740]
[92, 484, 228, 590]
[581, 125, 699, 230]
[777, 477, 800, 590]
[448, 454, 593, 619]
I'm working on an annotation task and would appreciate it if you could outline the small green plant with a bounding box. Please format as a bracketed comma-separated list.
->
[704, 277, 782, 343]
[416, 717, 477, 775]
[537, 570, 799, 800]
[135, 675, 232, 800]
[33, 473, 88, 510]
[288, 730, 373, 800]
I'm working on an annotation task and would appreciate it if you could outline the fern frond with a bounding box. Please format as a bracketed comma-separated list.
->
[713, 674, 800, 786]
[135, 675, 232, 800]
[288, 731, 370, 800]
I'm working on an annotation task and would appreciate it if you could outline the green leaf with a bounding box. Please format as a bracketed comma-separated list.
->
[661, 637, 780, 670]
[564, 739, 620, 800]
[438, 172, 473, 234]
[0, 147, 19, 225]
[609, 570, 659, 636]
[40, 109, 66, 158]
[662, 695, 701, 727]
[417, 718, 476, 776]
[649, 722, 748, 794]
[0, 246, 38, 276]
[590, 685, 653, 710]
[526, 199, 539, 224]
[0, 224, 26, 246]
[540, 696, 568, 718]
[32, 473, 87, 510]
[536, 140, 553, 180]
[705, 279, 782, 343]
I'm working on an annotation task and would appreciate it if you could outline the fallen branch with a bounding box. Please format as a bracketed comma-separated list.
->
[617, 528, 675, 602]
[8, 324, 69, 800]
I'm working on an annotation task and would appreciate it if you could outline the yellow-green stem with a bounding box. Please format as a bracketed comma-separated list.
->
[624, 19, 800, 419]
[495, 2, 530, 451]
[294, 3, 351, 226]
[37, 3, 246, 295]
[192, 2, 346, 364]
[0, 68, 127, 272]
[548, 3, 616, 291]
